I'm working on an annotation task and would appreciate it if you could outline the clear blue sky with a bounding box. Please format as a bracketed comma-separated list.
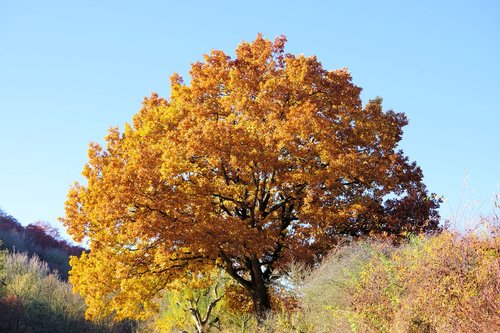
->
[1, 0, 498, 240]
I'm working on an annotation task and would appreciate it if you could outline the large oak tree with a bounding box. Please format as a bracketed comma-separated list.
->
[62, 35, 440, 321]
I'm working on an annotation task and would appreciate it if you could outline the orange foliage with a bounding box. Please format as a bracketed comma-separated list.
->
[62, 34, 439, 319]
[223, 284, 254, 315]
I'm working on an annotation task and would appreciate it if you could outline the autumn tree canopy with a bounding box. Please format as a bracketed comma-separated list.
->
[62, 34, 440, 320]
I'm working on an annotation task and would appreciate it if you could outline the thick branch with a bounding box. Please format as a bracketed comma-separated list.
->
[219, 250, 251, 290]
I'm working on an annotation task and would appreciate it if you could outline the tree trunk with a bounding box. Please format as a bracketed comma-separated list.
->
[250, 285, 271, 322]
[220, 251, 273, 322]
[249, 257, 272, 322]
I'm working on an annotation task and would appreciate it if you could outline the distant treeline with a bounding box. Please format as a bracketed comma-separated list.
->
[0, 209, 85, 280]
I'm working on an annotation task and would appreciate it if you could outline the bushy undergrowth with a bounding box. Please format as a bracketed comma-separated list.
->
[0, 210, 127, 332]
[256, 224, 499, 333]
[1, 208, 498, 332]
[0, 251, 135, 333]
